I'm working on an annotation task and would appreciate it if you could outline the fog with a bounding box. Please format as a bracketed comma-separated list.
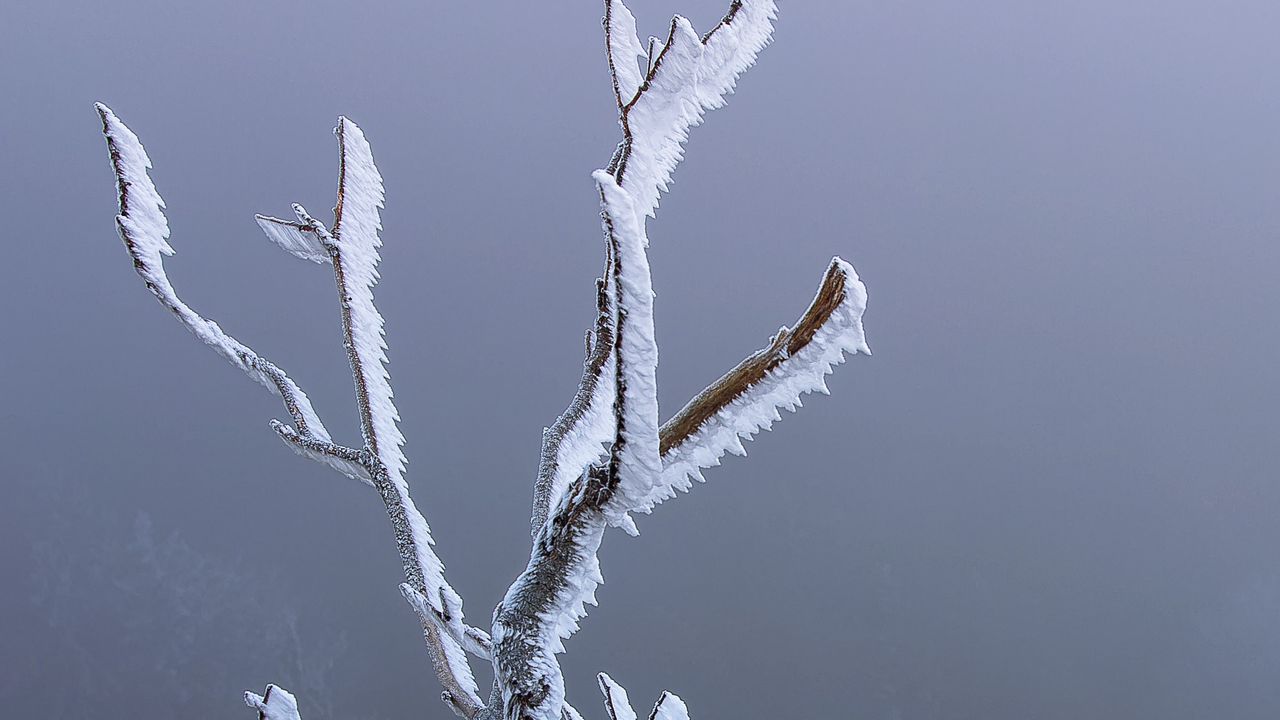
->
[3, 1, 1279, 717]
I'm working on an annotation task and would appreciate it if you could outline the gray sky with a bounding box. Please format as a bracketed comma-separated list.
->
[4, 1, 1280, 718]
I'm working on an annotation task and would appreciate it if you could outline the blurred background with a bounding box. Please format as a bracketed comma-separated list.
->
[3, 1, 1280, 717]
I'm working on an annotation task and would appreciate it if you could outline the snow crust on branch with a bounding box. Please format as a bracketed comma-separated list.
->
[597, 171, 661, 526]
[495, 476, 609, 720]
[331, 118, 401, 478]
[609, 0, 779, 218]
[647, 257, 870, 511]
[244, 685, 302, 720]
[597, 675, 690, 720]
[531, 274, 616, 536]
[496, 4, 790, 719]
[597, 673, 637, 720]
[271, 420, 372, 486]
[649, 692, 690, 720]
[329, 118, 481, 706]
[96, 103, 332, 446]
[605, 0, 646, 109]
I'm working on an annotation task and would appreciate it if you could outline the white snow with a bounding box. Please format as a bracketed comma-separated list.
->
[597, 673, 638, 720]
[650, 691, 690, 720]
[595, 171, 662, 525]
[537, 339, 617, 534]
[606, 0, 647, 107]
[270, 421, 372, 486]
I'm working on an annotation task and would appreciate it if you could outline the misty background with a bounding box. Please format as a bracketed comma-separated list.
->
[3, 1, 1280, 717]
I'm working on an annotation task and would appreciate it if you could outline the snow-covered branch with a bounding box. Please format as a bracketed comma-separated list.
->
[598, 674, 690, 720]
[494, 3, 815, 719]
[99, 106, 484, 719]
[97, 103, 338, 461]
[98, 3, 870, 719]
[531, 272, 616, 536]
[244, 685, 302, 720]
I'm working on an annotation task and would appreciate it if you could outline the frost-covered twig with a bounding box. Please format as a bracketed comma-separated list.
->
[244, 685, 302, 720]
[97, 103, 340, 462]
[323, 118, 482, 716]
[99, 106, 484, 719]
[597, 674, 690, 720]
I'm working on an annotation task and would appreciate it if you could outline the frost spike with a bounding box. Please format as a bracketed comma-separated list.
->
[255, 214, 330, 264]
